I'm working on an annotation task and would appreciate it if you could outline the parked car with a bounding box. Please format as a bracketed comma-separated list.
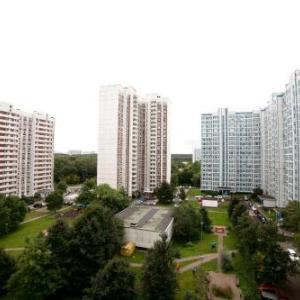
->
[259, 284, 289, 300]
[287, 249, 299, 262]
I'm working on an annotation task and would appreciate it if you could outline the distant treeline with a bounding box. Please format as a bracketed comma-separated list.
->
[54, 154, 97, 184]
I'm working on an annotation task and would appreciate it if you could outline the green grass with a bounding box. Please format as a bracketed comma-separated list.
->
[208, 210, 230, 227]
[23, 209, 49, 221]
[0, 215, 56, 249]
[172, 233, 218, 257]
[5, 249, 23, 258]
[122, 250, 146, 264]
[187, 188, 201, 200]
[223, 233, 236, 250]
[176, 259, 218, 299]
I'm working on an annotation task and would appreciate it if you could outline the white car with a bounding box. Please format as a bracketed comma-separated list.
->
[287, 249, 299, 262]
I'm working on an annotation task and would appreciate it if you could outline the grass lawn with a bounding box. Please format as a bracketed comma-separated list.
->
[207, 210, 230, 227]
[0, 215, 56, 249]
[223, 233, 236, 250]
[176, 259, 218, 299]
[172, 233, 218, 257]
[23, 209, 49, 221]
[187, 187, 201, 200]
[122, 249, 147, 264]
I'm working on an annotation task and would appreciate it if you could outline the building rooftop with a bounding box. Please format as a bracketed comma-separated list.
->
[116, 205, 173, 233]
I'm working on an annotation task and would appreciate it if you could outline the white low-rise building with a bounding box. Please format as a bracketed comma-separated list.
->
[116, 206, 173, 249]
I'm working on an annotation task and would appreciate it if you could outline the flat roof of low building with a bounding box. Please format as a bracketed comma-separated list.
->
[116, 206, 173, 233]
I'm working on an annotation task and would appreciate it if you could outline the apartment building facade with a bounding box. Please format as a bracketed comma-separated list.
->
[97, 85, 170, 196]
[261, 70, 300, 206]
[201, 108, 261, 193]
[0, 102, 55, 197]
[201, 70, 300, 207]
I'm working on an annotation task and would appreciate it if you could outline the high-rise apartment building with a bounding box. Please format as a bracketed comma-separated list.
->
[201, 109, 261, 193]
[261, 70, 300, 206]
[201, 70, 300, 207]
[0, 102, 55, 197]
[97, 85, 170, 196]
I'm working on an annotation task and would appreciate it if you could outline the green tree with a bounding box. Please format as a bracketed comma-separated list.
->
[84, 258, 136, 300]
[96, 184, 129, 213]
[227, 198, 239, 218]
[56, 180, 68, 195]
[0, 195, 27, 236]
[179, 187, 186, 201]
[173, 202, 202, 241]
[155, 182, 174, 204]
[230, 203, 247, 226]
[46, 219, 72, 273]
[45, 191, 64, 212]
[282, 201, 300, 231]
[7, 235, 64, 300]
[200, 207, 212, 233]
[141, 234, 177, 300]
[67, 205, 124, 293]
[0, 249, 16, 296]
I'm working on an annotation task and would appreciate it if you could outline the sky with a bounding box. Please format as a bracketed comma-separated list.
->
[0, 0, 300, 154]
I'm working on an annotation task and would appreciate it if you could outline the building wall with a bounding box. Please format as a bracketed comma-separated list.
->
[97, 86, 170, 196]
[201, 108, 261, 193]
[0, 102, 54, 197]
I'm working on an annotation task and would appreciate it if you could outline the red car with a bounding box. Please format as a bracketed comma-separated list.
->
[259, 284, 289, 300]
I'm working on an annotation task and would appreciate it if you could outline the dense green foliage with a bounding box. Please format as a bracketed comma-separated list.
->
[45, 191, 64, 212]
[171, 161, 200, 187]
[154, 182, 174, 204]
[141, 235, 177, 300]
[229, 201, 298, 289]
[84, 258, 136, 300]
[67, 205, 124, 293]
[0, 249, 16, 296]
[54, 154, 97, 184]
[179, 187, 186, 201]
[173, 203, 211, 242]
[76, 181, 129, 213]
[96, 184, 129, 213]
[0, 195, 27, 236]
[7, 235, 64, 300]
[56, 180, 68, 194]
[200, 207, 212, 233]
[282, 200, 300, 231]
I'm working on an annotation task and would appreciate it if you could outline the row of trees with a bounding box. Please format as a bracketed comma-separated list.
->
[0, 208, 179, 300]
[0, 195, 27, 237]
[171, 160, 200, 187]
[228, 199, 298, 299]
[54, 154, 97, 184]
[76, 179, 129, 213]
[0, 205, 124, 299]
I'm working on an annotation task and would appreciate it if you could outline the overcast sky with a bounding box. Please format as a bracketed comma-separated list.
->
[1, 0, 300, 154]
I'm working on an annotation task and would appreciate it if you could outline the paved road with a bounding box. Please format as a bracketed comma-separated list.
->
[217, 234, 224, 272]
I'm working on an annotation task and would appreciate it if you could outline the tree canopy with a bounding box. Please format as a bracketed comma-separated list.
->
[141, 234, 177, 300]
[0, 249, 16, 296]
[54, 154, 97, 184]
[7, 235, 64, 300]
[171, 160, 200, 187]
[0, 195, 27, 236]
[155, 182, 174, 204]
[45, 191, 64, 212]
[67, 205, 124, 293]
[282, 201, 300, 231]
[84, 258, 136, 300]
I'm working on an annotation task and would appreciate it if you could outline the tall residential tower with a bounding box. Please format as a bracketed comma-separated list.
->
[97, 85, 170, 196]
[0, 102, 55, 197]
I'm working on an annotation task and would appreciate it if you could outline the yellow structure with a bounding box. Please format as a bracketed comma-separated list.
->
[120, 242, 136, 257]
